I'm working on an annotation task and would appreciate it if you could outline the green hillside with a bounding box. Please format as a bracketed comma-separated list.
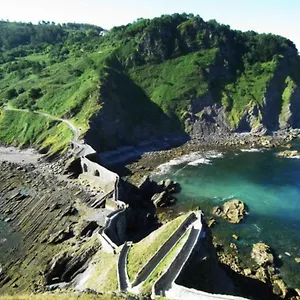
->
[0, 15, 299, 153]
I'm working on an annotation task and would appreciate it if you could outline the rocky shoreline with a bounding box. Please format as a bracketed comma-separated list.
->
[120, 130, 300, 300]
[209, 199, 300, 300]
[122, 129, 300, 184]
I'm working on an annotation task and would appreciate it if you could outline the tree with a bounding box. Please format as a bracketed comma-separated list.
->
[29, 88, 42, 100]
[6, 88, 17, 99]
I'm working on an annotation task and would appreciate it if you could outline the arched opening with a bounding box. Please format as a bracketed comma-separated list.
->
[83, 164, 88, 172]
[94, 170, 100, 177]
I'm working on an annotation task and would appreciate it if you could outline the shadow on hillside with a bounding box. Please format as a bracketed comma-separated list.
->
[84, 66, 189, 159]
[99, 135, 188, 177]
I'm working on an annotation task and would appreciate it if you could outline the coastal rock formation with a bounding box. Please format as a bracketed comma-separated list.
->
[0, 161, 105, 294]
[277, 150, 300, 158]
[212, 199, 246, 223]
[151, 179, 179, 207]
[272, 279, 288, 298]
[251, 242, 274, 266]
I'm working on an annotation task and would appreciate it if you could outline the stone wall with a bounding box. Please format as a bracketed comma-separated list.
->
[117, 242, 132, 291]
[152, 212, 202, 297]
[101, 207, 128, 248]
[152, 212, 248, 300]
[80, 156, 119, 199]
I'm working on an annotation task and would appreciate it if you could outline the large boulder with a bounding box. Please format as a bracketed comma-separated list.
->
[213, 199, 246, 223]
[151, 179, 179, 207]
[251, 242, 274, 266]
[157, 179, 180, 194]
[151, 191, 175, 207]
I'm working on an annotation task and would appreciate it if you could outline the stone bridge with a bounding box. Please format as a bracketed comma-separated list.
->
[69, 139, 119, 201]
[80, 155, 119, 200]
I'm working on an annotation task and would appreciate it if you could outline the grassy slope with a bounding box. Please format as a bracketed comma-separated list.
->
[222, 61, 278, 128]
[126, 214, 188, 281]
[0, 17, 299, 154]
[128, 49, 218, 119]
[0, 110, 73, 153]
[83, 251, 118, 292]
[0, 46, 114, 153]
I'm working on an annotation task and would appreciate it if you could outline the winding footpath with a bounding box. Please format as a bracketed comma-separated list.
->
[3, 104, 80, 142]
[2, 104, 97, 156]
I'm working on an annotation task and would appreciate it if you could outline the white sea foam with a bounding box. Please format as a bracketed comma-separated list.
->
[254, 224, 261, 232]
[221, 195, 235, 201]
[155, 150, 223, 174]
[240, 148, 263, 153]
[188, 158, 211, 166]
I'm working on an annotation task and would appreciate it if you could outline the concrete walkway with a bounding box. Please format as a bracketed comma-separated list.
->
[118, 242, 132, 291]
[153, 212, 202, 297]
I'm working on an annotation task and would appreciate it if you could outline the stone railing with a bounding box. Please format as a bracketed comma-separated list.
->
[117, 241, 132, 291]
[152, 212, 249, 300]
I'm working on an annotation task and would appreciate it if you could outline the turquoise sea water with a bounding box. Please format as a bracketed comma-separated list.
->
[153, 142, 300, 288]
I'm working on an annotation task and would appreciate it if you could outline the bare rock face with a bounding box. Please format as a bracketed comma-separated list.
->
[213, 199, 246, 224]
[251, 242, 274, 266]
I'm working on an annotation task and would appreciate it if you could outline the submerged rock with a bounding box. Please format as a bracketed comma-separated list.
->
[251, 242, 274, 266]
[213, 199, 246, 223]
[276, 150, 300, 158]
[207, 217, 216, 228]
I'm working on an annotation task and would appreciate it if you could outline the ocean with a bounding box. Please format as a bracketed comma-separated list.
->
[153, 141, 300, 288]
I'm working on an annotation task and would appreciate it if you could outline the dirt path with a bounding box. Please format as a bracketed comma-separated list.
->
[3, 105, 80, 142]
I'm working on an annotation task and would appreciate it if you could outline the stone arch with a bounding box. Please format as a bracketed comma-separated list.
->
[83, 163, 88, 172]
[94, 170, 100, 177]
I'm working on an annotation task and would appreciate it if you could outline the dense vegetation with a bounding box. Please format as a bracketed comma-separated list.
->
[0, 14, 299, 152]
